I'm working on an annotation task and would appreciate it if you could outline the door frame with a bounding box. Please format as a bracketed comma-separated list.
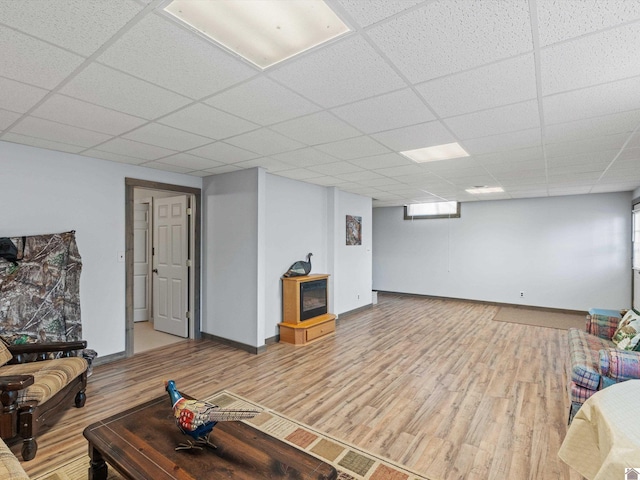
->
[125, 178, 202, 358]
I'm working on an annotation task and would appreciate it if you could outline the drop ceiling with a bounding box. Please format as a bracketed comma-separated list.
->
[1, 0, 639, 207]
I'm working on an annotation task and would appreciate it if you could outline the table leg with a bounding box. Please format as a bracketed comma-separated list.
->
[88, 444, 108, 480]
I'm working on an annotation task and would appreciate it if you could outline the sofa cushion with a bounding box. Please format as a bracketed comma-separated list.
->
[611, 309, 640, 351]
[0, 357, 87, 404]
[0, 342, 12, 367]
[0, 439, 28, 480]
[568, 327, 613, 390]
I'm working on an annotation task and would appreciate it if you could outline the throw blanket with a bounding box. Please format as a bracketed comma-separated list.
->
[0, 231, 82, 343]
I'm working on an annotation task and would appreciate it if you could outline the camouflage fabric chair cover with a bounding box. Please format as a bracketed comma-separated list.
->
[0, 231, 82, 345]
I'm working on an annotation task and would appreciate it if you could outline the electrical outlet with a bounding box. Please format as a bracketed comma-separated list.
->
[520, 291, 524, 297]
[357, 294, 360, 299]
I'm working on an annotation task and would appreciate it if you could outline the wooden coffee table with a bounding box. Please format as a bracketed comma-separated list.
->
[83, 394, 337, 480]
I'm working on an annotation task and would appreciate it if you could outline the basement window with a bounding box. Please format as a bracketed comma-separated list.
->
[404, 201, 460, 220]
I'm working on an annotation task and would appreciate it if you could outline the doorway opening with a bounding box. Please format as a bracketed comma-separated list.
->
[125, 178, 201, 357]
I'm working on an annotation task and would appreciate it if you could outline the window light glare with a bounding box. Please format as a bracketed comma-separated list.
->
[465, 186, 504, 194]
[163, 0, 350, 69]
[406, 201, 458, 216]
[400, 142, 469, 163]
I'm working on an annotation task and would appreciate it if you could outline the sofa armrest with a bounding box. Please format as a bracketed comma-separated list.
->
[599, 349, 640, 386]
[586, 309, 621, 339]
[7, 341, 87, 364]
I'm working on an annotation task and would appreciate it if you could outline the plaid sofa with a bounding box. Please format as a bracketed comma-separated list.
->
[0, 439, 28, 480]
[567, 308, 640, 422]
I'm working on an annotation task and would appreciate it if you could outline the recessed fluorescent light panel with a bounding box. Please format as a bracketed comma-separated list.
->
[163, 0, 350, 69]
[400, 142, 469, 163]
[465, 186, 504, 194]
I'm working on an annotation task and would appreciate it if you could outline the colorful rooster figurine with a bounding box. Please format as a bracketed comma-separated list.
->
[165, 380, 261, 450]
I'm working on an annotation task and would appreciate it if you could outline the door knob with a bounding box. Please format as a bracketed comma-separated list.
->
[152, 269, 158, 273]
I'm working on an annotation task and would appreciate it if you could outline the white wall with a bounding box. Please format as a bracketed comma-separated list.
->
[202, 168, 263, 347]
[0, 141, 201, 357]
[264, 175, 328, 338]
[373, 193, 632, 311]
[332, 190, 372, 314]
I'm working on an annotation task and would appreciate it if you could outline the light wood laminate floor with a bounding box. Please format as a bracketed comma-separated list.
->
[14, 293, 582, 479]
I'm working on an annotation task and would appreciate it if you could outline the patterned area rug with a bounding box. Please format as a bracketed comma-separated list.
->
[33, 390, 430, 480]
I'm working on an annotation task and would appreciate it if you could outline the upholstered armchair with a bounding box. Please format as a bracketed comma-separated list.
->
[567, 309, 640, 422]
[0, 340, 88, 461]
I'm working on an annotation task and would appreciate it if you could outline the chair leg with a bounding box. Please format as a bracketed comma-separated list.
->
[75, 390, 86, 408]
[21, 437, 37, 461]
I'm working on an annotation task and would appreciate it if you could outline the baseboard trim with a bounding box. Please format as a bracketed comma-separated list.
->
[201, 332, 266, 355]
[92, 351, 126, 366]
[374, 290, 586, 316]
[338, 303, 373, 319]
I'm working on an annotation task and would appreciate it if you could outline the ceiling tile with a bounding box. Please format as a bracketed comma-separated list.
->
[0, 0, 143, 56]
[97, 13, 257, 99]
[591, 181, 640, 193]
[234, 157, 295, 173]
[224, 128, 306, 156]
[305, 176, 350, 186]
[31, 94, 147, 135]
[371, 121, 455, 151]
[271, 112, 361, 145]
[315, 136, 390, 160]
[94, 137, 176, 160]
[3, 133, 85, 154]
[544, 109, 640, 145]
[367, 0, 532, 83]
[271, 148, 338, 168]
[546, 150, 617, 168]
[83, 148, 147, 165]
[189, 141, 259, 163]
[547, 186, 592, 196]
[140, 161, 193, 174]
[543, 76, 640, 125]
[9, 116, 111, 148]
[206, 77, 321, 126]
[0, 77, 48, 114]
[331, 88, 435, 134]
[335, 0, 424, 27]
[349, 152, 414, 170]
[60, 63, 191, 119]
[541, 22, 640, 95]
[0, 25, 85, 89]
[0, 109, 21, 130]
[536, 0, 640, 47]
[159, 103, 258, 141]
[544, 133, 629, 159]
[474, 146, 544, 165]
[275, 168, 327, 181]
[444, 100, 540, 140]
[203, 164, 243, 175]
[153, 153, 223, 171]
[335, 170, 388, 182]
[269, 35, 405, 108]
[308, 162, 364, 175]
[373, 164, 428, 177]
[462, 128, 542, 156]
[416, 54, 537, 118]
[124, 123, 212, 151]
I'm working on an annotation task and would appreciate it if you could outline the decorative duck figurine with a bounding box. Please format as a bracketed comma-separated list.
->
[165, 380, 261, 450]
[283, 253, 313, 277]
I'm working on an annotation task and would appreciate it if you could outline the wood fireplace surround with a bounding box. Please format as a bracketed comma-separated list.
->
[279, 274, 336, 346]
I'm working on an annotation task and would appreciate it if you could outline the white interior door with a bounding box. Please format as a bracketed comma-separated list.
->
[133, 202, 151, 322]
[153, 195, 189, 337]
